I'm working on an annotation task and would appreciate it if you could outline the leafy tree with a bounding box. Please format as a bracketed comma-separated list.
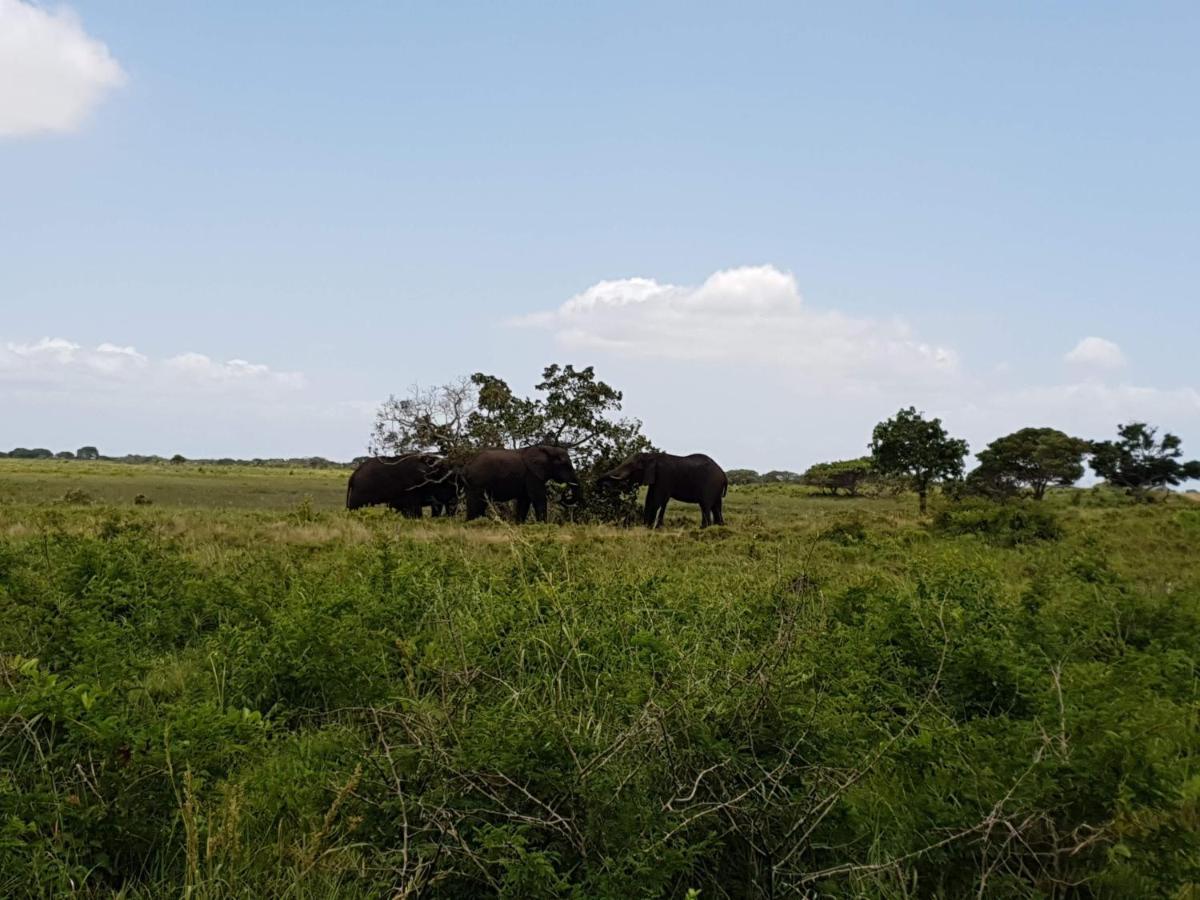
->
[371, 364, 653, 521]
[55, 450, 76, 460]
[8, 448, 53, 459]
[802, 458, 874, 496]
[726, 469, 761, 485]
[1089, 422, 1200, 494]
[870, 407, 968, 512]
[170, 454, 187, 464]
[970, 427, 1089, 500]
[76, 446, 100, 460]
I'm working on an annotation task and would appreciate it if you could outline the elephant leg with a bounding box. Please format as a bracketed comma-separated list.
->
[528, 483, 548, 523]
[465, 490, 487, 521]
[643, 491, 659, 528]
[700, 505, 712, 528]
[654, 500, 668, 529]
[428, 500, 443, 518]
[515, 494, 532, 523]
[712, 497, 725, 526]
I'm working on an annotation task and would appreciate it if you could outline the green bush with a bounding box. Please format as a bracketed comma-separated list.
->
[0, 477, 1197, 897]
[934, 501, 1063, 545]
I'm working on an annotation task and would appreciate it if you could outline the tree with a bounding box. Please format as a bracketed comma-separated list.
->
[870, 407, 968, 513]
[76, 446, 100, 460]
[55, 450, 75, 459]
[370, 376, 481, 456]
[970, 427, 1089, 500]
[1089, 422, 1200, 494]
[726, 469, 761, 485]
[370, 364, 654, 521]
[9, 448, 53, 459]
[802, 458, 874, 496]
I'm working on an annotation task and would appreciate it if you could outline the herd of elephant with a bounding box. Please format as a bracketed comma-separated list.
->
[346, 445, 729, 528]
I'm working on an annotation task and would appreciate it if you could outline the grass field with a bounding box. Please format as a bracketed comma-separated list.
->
[1, 459, 1198, 897]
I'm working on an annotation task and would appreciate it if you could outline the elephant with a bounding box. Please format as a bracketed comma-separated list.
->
[346, 454, 459, 518]
[459, 445, 583, 523]
[597, 451, 727, 528]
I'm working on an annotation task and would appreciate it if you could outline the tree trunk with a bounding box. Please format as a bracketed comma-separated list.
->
[918, 487, 927, 513]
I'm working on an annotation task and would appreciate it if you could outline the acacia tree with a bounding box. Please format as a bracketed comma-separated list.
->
[970, 427, 1089, 500]
[870, 407, 968, 513]
[802, 458, 874, 496]
[1089, 422, 1200, 495]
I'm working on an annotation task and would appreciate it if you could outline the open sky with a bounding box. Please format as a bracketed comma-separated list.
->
[3, 1, 1198, 471]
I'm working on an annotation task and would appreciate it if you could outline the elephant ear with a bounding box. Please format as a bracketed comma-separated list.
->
[525, 447, 551, 481]
[642, 456, 658, 485]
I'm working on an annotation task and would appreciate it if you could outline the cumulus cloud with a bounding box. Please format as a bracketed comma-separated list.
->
[0, 0, 126, 138]
[518, 265, 958, 387]
[0, 337, 304, 393]
[1065, 336, 1125, 369]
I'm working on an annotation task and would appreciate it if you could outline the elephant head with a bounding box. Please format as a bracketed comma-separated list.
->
[598, 452, 658, 491]
[526, 445, 584, 504]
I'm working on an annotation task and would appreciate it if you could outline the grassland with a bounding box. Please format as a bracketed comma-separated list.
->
[1, 459, 1198, 897]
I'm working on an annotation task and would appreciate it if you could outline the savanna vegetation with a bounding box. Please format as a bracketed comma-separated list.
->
[2, 454, 1199, 897]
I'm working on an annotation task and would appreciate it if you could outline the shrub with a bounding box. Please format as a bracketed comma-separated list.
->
[934, 501, 1063, 545]
[803, 458, 874, 496]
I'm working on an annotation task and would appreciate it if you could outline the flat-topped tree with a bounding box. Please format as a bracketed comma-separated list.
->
[972, 427, 1089, 500]
[870, 407, 968, 513]
[1089, 422, 1200, 495]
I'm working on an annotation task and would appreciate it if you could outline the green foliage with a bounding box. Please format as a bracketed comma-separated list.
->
[934, 500, 1064, 545]
[870, 407, 969, 512]
[1089, 421, 1200, 494]
[7, 447, 53, 459]
[803, 457, 874, 496]
[76, 446, 100, 460]
[371, 364, 654, 521]
[969, 427, 1089, 500]
[1, 464, 1198, 896]
[726, 468, 761, 485]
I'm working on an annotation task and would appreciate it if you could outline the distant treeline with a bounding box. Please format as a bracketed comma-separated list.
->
[1, 447, 358, 469]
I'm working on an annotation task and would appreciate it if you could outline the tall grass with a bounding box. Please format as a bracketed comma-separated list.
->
[0, 466, 1198, 896]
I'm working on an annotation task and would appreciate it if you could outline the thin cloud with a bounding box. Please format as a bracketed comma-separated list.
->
[0, 0, 126, 137]
[0, 337, 304, 393]
[517, 265, 959, 388]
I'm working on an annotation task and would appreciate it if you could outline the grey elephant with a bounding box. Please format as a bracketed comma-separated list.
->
[460, 445, 582, 523]
[346, 454, 459, 518]
[598, 451, 727, 528]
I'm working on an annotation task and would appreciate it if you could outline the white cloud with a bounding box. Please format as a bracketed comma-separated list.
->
[0, 337, 304, 393]
[1065, 336, 1125, 369]
[0, 0, 126, 138]
[519, 265, 958, 387]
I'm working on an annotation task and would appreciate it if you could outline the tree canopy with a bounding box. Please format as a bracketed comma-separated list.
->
[725, 469, 760, 486]
[870, 408, 968, 512]
[1089, 422, 1200, 494]
[802, 457, 874, 496]
[371, 364, 653, 519]
[970, 427, 1089, 500]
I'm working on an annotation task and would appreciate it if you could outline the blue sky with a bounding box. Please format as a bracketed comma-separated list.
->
[2, 1, 1198, 470]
